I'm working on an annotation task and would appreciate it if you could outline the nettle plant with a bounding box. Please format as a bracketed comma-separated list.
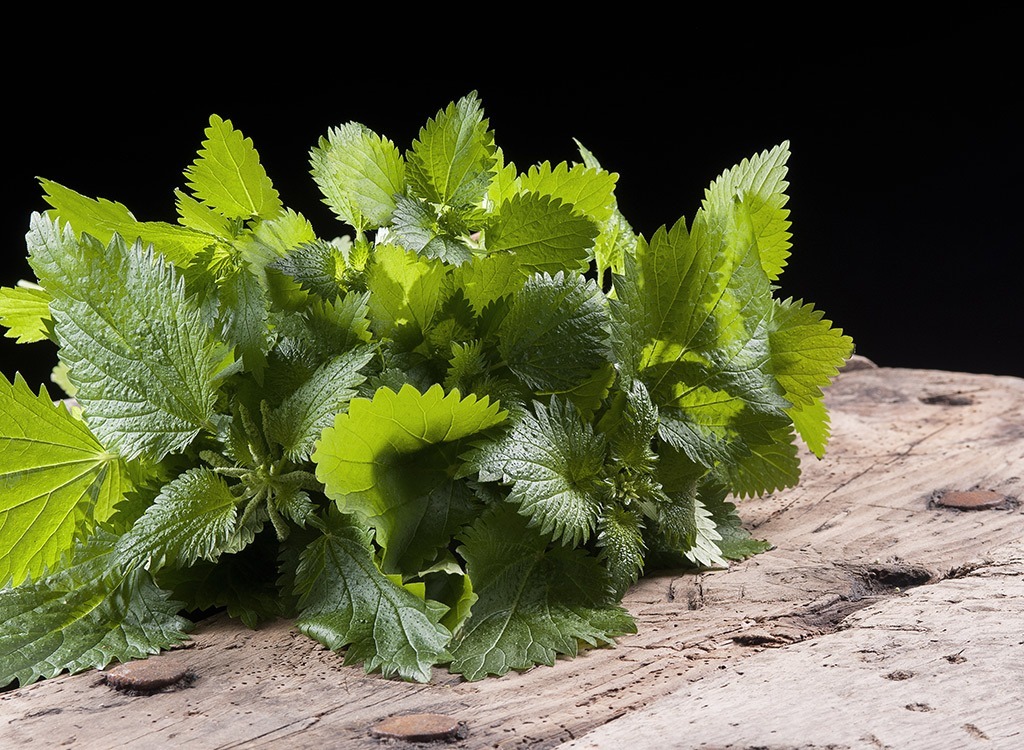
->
[0, 92, 852, 686]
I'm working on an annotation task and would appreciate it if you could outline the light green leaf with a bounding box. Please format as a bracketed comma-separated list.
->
[718, 426, 801, 498]
[184, 114, 282, 221]
[632, 201, 791, 465]
[313, 383, 506, 571]
[366, 243, 446, 339]
[0, 284, 53, 343]
[594, 207, 638, 280]
[406, 91, 495, 207]
[294, 509, 452, 683]
[27, 214, 224, 461]
[444, 339, 487, 392]
[769, 297, 854, 456]
[0, 373, 129, 587]
[498, 271, 612, 393]
[115, 468, 240, 571]
[569, 139, 638, 278]
[485, 147, 519, 209]
[518, 161, 618, 226]
[552, 361, 616, 421]
[252, 208, 319, 257]
[310, 121, 405, 231]
[449, 504, 635, 681]
[268, 345, 374, 461]
[455, 252, 523, 314]
[704, 141, 792, 280]
[50, 361, 77, 398]
[487, 191, 597, 275]
[0, 530, 191, 688]
[40, 179, 218, 269]
[608, 252, 647, 380]
[469, 397, 607, 547]
[789, 398, 831, 459]
[174, 188, 233, 237]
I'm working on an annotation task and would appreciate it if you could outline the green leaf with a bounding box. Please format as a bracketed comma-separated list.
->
[268, 240, 345, 301]
[252, 208, 319, 262]
[444, 339, 487, 392]
[115, 468, 240, 571]
[789, 398, 831, 459]
[487, 191, 597, 275]
[703, 489, 772, 561]
[313, 383, 506, 572]
[485, 147, 520, 209]
[184, 114, 283, 221]
[608, 252, 647, 380]
[174, 189, 233, 236]
[216, 260, 271, 384]
[455, 252, 523, 314]
[0, 373, 130, 587]
[769, 297, 854, 456]
[572, 140, 638, 278]
[631, 202, 791, 465]
[718, 426, 801, 498]
[704, 142, 792, 281]
[498, 271, 612, 393]
[366, 244, 446, 340]
[0, 284, 53, 344]
[0, 530, 191, 688]
[267, 345, 374, 461]
[390, 196, 474, 265]
[293, 509, 452, 683]
[27, 214, 225, 461]
[596, 504, 647, 599]
[406, 91, 495, 207]
[311, 121, 405, 232]
[595, 208, 639, 281]
[448, 504, 635, 681]
[307, 292, 374, 351]
[518, 161, 619, 226]
[658, 491, 726, 570]
[469, 397, 607, 547]
[40, 179, 219, 269]
[599, 379, 659, 467]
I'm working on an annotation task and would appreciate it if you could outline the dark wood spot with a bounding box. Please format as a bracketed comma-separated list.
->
[920, 393, 974, 406]
[885, 669, 914, 681]
[101, 660, 196, 695]
[369, 713, 467, 742]
[933, 489, 1008, 510]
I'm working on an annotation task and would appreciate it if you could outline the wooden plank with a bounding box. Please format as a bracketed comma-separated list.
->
[2, 364, 1022, 749]
[564, 538, 1024, 750]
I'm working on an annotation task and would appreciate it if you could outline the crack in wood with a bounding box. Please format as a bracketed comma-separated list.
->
[731, 562, 934, 648]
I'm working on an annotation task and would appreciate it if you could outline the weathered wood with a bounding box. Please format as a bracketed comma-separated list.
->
[2, 365, 1022, 749]
[563, 539, 1024, 750]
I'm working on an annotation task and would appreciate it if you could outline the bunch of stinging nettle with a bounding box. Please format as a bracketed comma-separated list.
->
[0, 91, 852, 685]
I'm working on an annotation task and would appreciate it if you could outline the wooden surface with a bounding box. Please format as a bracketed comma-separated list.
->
[2, 363, 1022, 749]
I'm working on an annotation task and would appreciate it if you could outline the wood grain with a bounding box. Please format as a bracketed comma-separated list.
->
[2, 365, 1022, 749]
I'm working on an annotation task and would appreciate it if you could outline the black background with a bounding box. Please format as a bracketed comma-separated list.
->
[3, 40, 1020, 392]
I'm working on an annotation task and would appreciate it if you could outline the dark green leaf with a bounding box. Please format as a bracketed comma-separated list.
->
[294, 510, 452, 683]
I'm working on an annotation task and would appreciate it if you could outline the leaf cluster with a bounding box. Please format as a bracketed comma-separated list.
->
[0, 93, 853, 686]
